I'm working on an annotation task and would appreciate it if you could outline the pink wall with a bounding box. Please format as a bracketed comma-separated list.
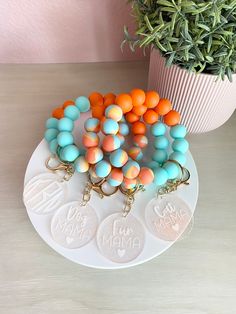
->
[0, 0, 146, 63]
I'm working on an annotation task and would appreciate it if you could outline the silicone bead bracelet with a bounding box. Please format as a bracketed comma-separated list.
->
[83, 100, 155, 189]
[110, 89, 189, 188]
[44, 96, 91, 173]
[87, 89, 184, 190]
[87, 103, 155, 189]
[125, 105, 189, 187]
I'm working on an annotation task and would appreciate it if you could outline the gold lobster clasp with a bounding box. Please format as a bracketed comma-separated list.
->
[157, 160, 190, 196]
[88, 174, 118, 198]
[119, 184, 145, 217]
[45, 155, 75, 181]
[80, 174, 118, 207]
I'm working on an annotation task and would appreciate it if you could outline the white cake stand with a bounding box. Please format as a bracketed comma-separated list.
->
[24, 116, 198, 269]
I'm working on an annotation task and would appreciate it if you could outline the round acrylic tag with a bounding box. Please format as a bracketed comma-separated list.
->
[145, 195, 192, 241]
[51, 201, 98, 249]
[96, 213, 145, 263]
[23, 173, 66, 215]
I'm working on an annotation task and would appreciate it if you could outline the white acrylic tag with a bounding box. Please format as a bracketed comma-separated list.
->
[23, 173, 66, 215]
[96, 213, 145, 263]
[51, 201, 98, 249]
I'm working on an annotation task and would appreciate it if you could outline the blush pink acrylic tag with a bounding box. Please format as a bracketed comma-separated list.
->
[145, 195, 192, 241]
[96, 213, 145, 263]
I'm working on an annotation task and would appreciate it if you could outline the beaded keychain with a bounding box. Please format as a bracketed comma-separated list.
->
[44, 90, 190, 214]
[45, 97, 90, 165]
[127, 93, 191, 226]
[85, 90, 190, 217]
[45, 97, 125, 206]
[24, 96, 93, 216]
[90, 90, 192, 261]
[23, 89, 192, 260]
[32, 94, 137, 217]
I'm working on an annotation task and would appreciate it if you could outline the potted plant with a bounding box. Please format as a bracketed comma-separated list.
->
[123, 0, 236, 133]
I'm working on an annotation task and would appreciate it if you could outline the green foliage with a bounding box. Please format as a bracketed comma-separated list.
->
[123, 0, 236, 81]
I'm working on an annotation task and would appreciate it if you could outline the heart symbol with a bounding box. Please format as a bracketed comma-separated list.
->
[66, 236, 74, 244]
[172, 223, 179, 232]
[117, 249, 125, 257]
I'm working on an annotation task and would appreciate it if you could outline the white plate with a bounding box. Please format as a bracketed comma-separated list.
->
[23, 118, 198, 269]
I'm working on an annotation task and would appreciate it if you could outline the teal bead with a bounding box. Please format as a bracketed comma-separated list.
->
[152, 149, 168, 164]
[75, 96, 90, 113]
[172, 138, 189, 153]
[57, 131, 74, 147]
[169, 152, 186, 166]
[118, 123, 129, 136]
[153, 167, 168, 186]
[154, 136, 169, 149]
[102, 119, 119, 135]
[163, 161, 180, 179]
[170, 124, 187, 139]
[58, 117, 74, 132]
[60, 145, 80, 162]
[151, 122, 166, 136]
[64, 105, 80, 121]
[46, 117, 58, 129]
[49, 138, 58, 154]
[95, 160, 112, 178]
[44, 128, 58, 142]
[147, 160, 159, 171]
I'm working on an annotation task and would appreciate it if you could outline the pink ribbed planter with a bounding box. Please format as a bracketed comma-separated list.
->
[148, 49, 236, 133]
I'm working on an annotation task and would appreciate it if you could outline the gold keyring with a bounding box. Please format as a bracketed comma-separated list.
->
[100, 181, 119, 197]
[168, 159, 184, 179]
[45, 155, 75, 181]
[88, 173, 105, 187]
[168, 159, 190, 183]
[182, 167, 190, 184]
[157, 159, 190, 196]
[87, 174, 118, 197]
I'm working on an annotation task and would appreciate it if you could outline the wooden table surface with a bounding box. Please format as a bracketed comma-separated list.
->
[0, 62, 235, 314]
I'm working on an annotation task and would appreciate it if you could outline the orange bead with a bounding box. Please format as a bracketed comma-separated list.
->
[116, 94, 133, 114]
[125, 112, 139, 123]
[89, 92, 104, 107]
[52, 107, 64, 119]
[131, 121, 146, 135]
[138, 167, 154, 185]
[62, 100, 75, 109]
[143, 109, 159, 124]
[104, 92, 116, 99]
[122, 177, 137, 189]
[155, 98, 172, 115]
[144, 91, 160, 108]
[132, 105, 147, 116]
[130, 88, 145, 107]
[163, 110, 181, 126]
[100, 116, 106, 125]
[92, 106, 105, 119]
[104, 93, 116, 107]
